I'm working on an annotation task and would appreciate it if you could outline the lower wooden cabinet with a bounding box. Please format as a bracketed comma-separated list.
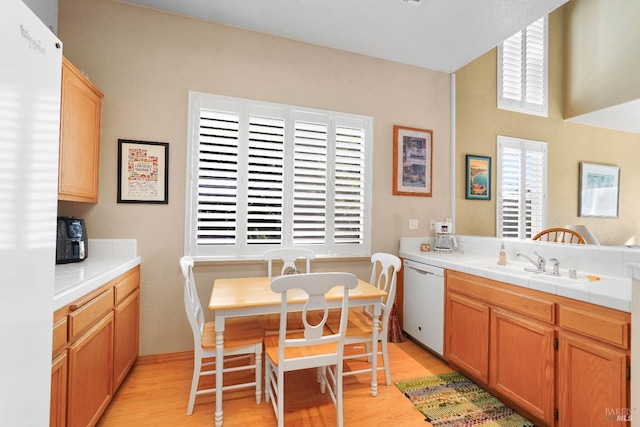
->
[557, 333, 628, 426]
[445, 270, 630, 427]
[445, 292, 489, 383]
[67, 312, 114, 427]
[489, 309, 555, 425]
[113, 289, 140, 390]
[50, 352, 68, 427]
[51, 266, 140, 426]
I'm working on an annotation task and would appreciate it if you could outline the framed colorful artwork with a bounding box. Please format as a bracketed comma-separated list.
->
[392, 125, 433, 197]
[579, 162, 619, 218]
[465, 155, 491, 200]
[117, 139, 169, 204]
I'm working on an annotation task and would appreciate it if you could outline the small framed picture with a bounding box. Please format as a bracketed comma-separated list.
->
[392, 125, 433, 197]
[117, 139, 169, 204]
[579, 162, 619, 218]
[465, 155, 491, 200]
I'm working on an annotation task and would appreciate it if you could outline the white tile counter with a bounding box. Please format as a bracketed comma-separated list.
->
[400, 236, 634, 312]
[54, 239, 141, 311]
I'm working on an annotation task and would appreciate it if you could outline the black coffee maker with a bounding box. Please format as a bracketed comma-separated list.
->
[56, 216, 88, 264]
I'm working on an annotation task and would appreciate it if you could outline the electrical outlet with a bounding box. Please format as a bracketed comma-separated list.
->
[409, 219, 418, 230]
[430, 220, 436, 230]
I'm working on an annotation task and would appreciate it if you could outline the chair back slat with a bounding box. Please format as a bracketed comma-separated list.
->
[262, 248, 316, 277]
[180, 256, 205, 347]
[366, 253, 402, 320]
[532, 227, 586, 244]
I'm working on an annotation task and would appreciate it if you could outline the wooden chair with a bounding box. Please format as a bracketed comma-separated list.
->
[264, 272, 358, 427]
[532, 227, 586, 244]
[261, 248, 316, 333]
[179, 256, 264, 415]
[328, 253, 402, 385]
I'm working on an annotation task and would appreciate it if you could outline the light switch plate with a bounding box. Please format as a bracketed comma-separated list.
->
[409, 219, 418, 230]
[430, 219, 436, 230]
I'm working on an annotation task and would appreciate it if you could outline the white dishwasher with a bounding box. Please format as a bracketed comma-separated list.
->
[402, 259, 445, 357]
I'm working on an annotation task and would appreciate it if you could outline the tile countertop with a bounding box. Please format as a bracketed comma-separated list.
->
[399, 236, 632, 313]
[54, 239, 141, 311]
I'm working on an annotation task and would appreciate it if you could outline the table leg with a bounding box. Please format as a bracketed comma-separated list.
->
[215, 312, 225, 426]
[370, 303, 380, 397]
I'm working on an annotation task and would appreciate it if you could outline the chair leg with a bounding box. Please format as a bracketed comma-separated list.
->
[264, 357, 271, 404]
[336, 365, 344, 427]
[319, 366, 327, 393]
[187, 354, 202, 415]
[255, 345, 263, 404]
[381, 338, 391, 385]
[277, 368, 285, 427]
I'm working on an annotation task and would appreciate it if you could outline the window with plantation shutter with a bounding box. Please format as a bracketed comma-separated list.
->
[185, 92, 372, 260]
[497, 136, 547, 239]
[498, 16, 548, 116]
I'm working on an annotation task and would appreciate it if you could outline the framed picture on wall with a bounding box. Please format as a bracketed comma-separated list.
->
[117, 139, 169, 204]
[465, 155, 491, 200]
[579, 162, 619, 218]
[392, 125, 433, 197]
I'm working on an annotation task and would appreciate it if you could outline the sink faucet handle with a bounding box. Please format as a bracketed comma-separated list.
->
[533, 252, 546, 272]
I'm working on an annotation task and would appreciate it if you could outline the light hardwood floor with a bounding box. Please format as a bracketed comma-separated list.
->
[98, 337, 451, 426]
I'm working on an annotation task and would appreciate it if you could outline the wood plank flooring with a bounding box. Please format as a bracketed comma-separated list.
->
[98, 337, 451, 427]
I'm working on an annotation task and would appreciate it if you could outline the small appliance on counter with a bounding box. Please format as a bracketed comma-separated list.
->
[56, 216, 88, 264]
[434, 221, 458, 254]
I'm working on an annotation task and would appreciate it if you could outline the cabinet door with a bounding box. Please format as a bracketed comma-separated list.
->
[68, 311, 114, 427]
[490, 309, 555, 425]
[59, 57, 103, 203]
[113, 288, 140, 391]
[445, 292, 489, 383]
[557, 333, 628, 426]
[50, 351, 67, 427]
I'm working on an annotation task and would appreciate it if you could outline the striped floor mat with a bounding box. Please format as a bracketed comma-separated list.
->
[395, 372, 535, 427]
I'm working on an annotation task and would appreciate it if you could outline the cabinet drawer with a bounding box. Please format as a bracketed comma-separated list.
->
[447, 271, 555, 324]
[558, 305, 629, 349]
[52, 317, 68, 356]
[69, 288, 114, 340]
[114, 266, 140, 305]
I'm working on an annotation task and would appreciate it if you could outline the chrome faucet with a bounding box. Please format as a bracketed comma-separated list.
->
[549, 258, 560, 276]
[516, 252, 546, 273]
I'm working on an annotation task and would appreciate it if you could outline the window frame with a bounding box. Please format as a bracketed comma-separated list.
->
[497, 15, 549, 117]
[496, 135, 548, 239]
[184, 91, 373, 261]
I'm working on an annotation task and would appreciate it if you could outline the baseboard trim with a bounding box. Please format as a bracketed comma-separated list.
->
[136, 350, 194, 366]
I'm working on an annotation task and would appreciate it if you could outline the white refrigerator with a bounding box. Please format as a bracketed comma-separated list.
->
[0, 1, 62, 425]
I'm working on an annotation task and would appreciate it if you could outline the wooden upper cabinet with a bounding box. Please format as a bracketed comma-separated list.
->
[59, 57, 103, 203]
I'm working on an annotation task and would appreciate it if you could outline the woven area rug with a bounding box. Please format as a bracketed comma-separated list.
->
[395, 371, 535, 427]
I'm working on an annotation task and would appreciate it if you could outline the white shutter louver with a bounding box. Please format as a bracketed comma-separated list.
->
[196, 109, 240, 245]
[334, 123, 365, 245]
[292, 118, 328, 245]
[246, 115, 285, 245]
[498, 16, 547, 116]
[497, 136, 547, 239]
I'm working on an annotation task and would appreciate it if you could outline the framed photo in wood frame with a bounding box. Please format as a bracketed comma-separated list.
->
[392, 125, 433, 197]
[117, 139, 169, 204]
[579, 162, 619, 218]
[465, 155, 491, 200]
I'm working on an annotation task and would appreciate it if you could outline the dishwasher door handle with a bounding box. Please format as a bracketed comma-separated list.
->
[408, 267, 433, 276]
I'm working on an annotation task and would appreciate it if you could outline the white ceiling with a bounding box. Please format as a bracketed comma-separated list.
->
[117, 0, 639, 135]
[117, 0, 567, 73]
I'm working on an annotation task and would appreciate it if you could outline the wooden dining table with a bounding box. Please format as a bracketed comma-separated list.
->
[208, 275, 387, 427]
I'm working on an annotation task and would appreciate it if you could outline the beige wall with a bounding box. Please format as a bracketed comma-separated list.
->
[57, 0, 452, 355]
[564, 0, 640, 117]
[455, 5, 640, 245]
